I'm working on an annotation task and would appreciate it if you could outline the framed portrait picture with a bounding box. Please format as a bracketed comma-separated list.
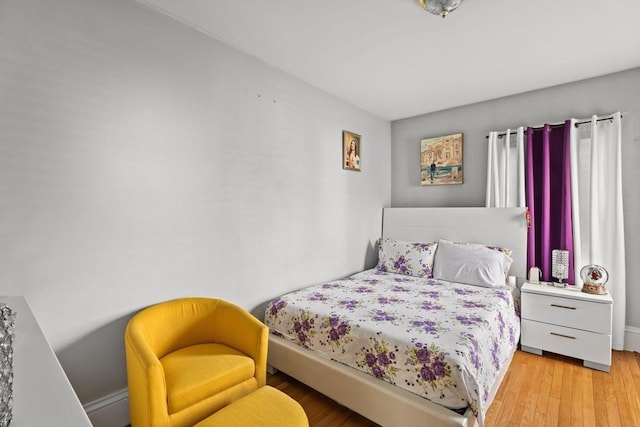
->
[420, 133, 463, 185]
[343, 130, 361, 171]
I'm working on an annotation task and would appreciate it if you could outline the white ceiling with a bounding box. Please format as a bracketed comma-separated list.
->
[137, 0, 640, 121]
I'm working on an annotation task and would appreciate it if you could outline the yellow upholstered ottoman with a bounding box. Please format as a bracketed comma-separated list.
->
[194, 386, 308, 427]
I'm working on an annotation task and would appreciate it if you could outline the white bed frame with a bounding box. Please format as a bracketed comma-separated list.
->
[268, 207, 528, 427]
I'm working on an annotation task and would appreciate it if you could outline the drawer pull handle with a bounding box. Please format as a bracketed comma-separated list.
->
[550, 332, 576, 340]
[550, 304, 576, 310]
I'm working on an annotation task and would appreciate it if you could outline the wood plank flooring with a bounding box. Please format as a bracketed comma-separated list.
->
[267, 350, 640, 427]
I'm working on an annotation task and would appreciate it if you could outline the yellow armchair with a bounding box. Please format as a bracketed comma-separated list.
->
[125, 297, 269, 427]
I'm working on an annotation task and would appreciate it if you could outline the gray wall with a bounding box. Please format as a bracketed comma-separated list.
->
[1, 0, 637, 412]
[0, 0, 390, 404]
[391, 68, 640, 329]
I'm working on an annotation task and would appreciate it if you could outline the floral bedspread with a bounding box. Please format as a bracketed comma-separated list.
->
[265, 269, 520, 426]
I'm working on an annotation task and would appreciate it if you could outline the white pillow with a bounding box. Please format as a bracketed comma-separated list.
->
[433, 239, 513, 287]
[376, 238, 437, 278]
[437, 239, 513, 276]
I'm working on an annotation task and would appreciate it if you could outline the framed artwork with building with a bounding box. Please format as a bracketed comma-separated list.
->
[420, 133, 463, 185]
[343, 130, 361, 171]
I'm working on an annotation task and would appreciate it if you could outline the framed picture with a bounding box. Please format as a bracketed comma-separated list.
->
[343, 130, 361, 171]
[420, 133, 463, 185]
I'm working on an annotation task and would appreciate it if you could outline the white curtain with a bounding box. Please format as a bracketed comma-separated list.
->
[570, 112, 625, 350]
[486, 127, 526, 207]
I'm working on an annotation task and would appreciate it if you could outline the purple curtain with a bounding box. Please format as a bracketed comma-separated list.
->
[525, 121, 575, 284]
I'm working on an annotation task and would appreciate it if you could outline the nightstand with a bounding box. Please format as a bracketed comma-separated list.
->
[520, 281, 613, 372]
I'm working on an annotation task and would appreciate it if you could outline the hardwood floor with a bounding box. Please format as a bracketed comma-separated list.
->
[267, 350, 640, 427]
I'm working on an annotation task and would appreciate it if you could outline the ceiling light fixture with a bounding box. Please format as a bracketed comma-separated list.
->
[417, 0, 464, 18]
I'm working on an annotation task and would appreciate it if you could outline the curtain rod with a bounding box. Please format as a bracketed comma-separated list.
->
[485, 113, 626, 139]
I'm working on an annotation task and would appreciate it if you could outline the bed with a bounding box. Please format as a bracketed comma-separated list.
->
[265, 207, 528, 427]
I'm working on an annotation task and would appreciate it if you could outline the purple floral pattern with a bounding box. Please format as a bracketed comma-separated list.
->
[339, 299, 360, 311]
[421, 300, 444, 311]
[376, 239, 437, 278]
[411, 319, 443, 335]
[371, 309, 397, 323]
[405, 342, 453, 392]
[288, 311, 317, 347]
[320, 315, 354, 352]
[264, 269, 520, 425]
[266, 297, 287, 319]
[356, 338, 401, 382]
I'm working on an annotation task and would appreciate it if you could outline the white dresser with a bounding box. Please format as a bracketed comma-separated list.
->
[0, 296, 92, 426]
[520, 282, 613, 372]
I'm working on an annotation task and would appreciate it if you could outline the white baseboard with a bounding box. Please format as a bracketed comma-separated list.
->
[84, 388, 130, 427]
[625, 326, 640, 352]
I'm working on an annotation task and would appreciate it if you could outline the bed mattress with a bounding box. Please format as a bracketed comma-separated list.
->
[265, 269, 520, 423]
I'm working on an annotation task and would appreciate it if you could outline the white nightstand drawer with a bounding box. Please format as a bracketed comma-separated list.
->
[521, 319, 612, 366]
[521, 291, 611, 334]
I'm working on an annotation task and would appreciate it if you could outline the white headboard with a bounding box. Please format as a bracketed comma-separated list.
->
[382, 207, 528, 279]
